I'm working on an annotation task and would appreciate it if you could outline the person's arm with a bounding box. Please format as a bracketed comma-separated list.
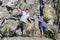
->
[17, 8, 21, 12]
[17, 8, 23, 15]
[27, 16, 32, 23]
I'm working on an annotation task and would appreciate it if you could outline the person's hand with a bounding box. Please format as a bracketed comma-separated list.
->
[18, 8, 21, 12]
[15, 5, 20, 9]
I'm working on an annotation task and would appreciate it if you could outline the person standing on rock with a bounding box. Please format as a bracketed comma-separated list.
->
[36, 14, 53, 37]
[17, 8, 30, 36]
[39, 16, 48, 37]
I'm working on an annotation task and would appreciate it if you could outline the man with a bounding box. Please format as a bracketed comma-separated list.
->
[17, 8, 30, 36]
[36, 14, 53, 37]
[39, 17, 48, 37]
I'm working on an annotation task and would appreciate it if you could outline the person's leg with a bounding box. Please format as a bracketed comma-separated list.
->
[45, 26, 48, 31]
[20, 22, 26, 36]
[23, 22, 26, 35]
[40, 26, 44, 37]
[48, 28, 54, 33]
[20, 22, 23, 36]
[45, 26, 53, 33]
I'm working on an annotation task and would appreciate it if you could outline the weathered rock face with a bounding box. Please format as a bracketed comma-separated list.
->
[0, 0, 40, 36]
[0, 0, 57, 37]
[18, 0, 40, 15]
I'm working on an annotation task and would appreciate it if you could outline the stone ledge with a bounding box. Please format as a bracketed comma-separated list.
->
[2, 37, 52, 40]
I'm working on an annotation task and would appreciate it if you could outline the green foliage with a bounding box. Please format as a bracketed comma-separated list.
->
[26, 30, 31, 37]
[44, 29, 58, 40]
[43, 17, 50, 23]
[1, 27, 14, 37]
[26, 29, 34, 37]
[54, 0, 60, 20]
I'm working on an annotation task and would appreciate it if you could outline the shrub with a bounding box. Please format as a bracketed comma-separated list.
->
[44, 29, 58, 40]
[43, 17, 50, 23]
[1, 27, 15, 37]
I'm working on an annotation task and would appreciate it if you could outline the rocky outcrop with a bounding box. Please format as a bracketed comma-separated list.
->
[2, 37, 52, 40]
[0, 0, 57, 37]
